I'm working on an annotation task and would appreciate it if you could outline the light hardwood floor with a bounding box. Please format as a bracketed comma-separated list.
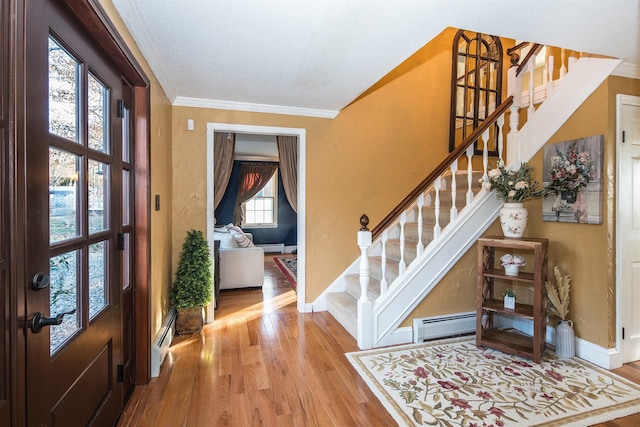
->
[117, 255, 640, 426]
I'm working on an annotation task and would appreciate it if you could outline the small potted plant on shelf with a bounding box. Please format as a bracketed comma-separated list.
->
[503, 288, 516, 310]
[500, 253, 525, 276]
[170, 229, 212, 335]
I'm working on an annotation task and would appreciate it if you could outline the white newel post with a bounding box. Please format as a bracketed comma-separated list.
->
[357, 214, 373, 350]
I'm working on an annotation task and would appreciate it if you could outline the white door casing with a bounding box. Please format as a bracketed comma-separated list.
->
[617, 94, 640, 363]
[207, 123, 309, 315]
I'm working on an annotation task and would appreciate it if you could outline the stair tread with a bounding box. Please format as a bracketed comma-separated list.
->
[326, 292, 357, 338]
[345, 274, 381, 300]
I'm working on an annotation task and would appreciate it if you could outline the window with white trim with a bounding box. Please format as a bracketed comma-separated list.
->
[242, 172, 278, 227]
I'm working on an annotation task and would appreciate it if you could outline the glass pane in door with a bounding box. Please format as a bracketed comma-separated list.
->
[88, 73, 108, 153]
[48, 37, 79, 143]
[88, 159, 109, 234]
[122, 169, 130, 226]
[50, 250, 80, 354]
[49, 148, 80, 243]
[122, 232, 130, 290]
[122, 104, 130, 163]
[89, 241, 108, 319]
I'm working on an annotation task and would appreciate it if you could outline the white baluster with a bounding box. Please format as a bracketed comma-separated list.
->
[466, 145, 474, 206]
[497, 115, 505, 164]
[380, 229, 388, 294]
[528, 59, 535, 117]
[568, 54, 577, 73]
[450, 160, 458, 222]
[357, 215, 372, 350]
[542, 48, 549, 93]
[547, 54, 555, 96]
[509, 105, 519, 135]
[560, 48, 567, 78]
[416, 194, 424, 257]
[399, 212, 407, 275]
[433, 176, 442, 239]
[482, 129, 490, 183]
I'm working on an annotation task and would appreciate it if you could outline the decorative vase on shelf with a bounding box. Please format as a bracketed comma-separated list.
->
[499, 203, 528, 238]
[504, 264, 520, 276]
[556, 320, 575, 358]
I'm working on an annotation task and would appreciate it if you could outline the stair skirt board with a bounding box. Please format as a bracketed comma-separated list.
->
[412, 311, 476, 343]
[151, 307, 177, 378]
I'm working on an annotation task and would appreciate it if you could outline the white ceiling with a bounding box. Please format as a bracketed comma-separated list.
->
[112, 0, 640, 118]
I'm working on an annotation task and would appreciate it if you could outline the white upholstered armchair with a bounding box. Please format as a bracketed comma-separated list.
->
[214, 229, 265, 289]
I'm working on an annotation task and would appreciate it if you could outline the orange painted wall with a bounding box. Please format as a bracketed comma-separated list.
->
[103, 0, 640, 351]
[171, 28, 459, 302]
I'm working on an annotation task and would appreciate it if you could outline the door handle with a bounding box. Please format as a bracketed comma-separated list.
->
[29, 309, 76, 334]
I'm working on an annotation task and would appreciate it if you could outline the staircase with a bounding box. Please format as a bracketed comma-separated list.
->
[317, 43, 622, 349]
[326, 172, 482, 338]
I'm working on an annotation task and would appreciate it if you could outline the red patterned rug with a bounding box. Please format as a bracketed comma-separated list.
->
[274, 257, 296, 290]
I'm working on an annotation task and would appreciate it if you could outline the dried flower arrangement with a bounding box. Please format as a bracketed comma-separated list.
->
[545, 266, 571, 320]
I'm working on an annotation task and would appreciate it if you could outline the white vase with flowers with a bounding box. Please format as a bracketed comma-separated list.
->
[484, 162, 546, 238]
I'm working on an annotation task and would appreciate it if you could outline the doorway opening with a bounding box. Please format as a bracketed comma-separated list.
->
[207, 123, 308, 315]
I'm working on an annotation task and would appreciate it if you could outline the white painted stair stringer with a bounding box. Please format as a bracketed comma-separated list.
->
[372, 191, 501, 346]
[508, 57, 622, 165]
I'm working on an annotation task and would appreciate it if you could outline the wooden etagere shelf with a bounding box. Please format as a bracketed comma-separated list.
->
[476, 237, 548, 363]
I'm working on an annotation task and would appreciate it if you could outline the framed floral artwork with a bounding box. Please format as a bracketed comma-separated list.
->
[542, 135, 604, 224]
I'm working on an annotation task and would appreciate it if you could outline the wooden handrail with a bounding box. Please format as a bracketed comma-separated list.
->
[516, 44, 543, 77]
[506, 41, 530, 56]
[371, 96, 513, 240]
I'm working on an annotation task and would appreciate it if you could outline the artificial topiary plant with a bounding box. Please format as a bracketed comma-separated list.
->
[170, 229, 212, 309]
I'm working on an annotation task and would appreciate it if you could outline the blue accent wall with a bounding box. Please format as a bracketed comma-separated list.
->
[215, 161, 297, 246]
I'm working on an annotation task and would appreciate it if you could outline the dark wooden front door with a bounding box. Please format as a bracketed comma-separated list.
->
[0, 0, 11, 425]
[24, 1, 127, 425]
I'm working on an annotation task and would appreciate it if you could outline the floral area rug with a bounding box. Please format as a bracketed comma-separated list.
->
[274, 257, 296, 290]
[346, 336, 640, 426]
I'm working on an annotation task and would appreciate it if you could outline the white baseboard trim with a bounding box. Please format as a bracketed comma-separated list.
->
[151, 308, 176, 377]
[510, 317, 621, 369]
[284, 245, 297, 254]
[376, 326, 413, 348]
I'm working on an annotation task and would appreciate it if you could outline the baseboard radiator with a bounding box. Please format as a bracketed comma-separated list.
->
[412, 311, 476, 343]
[257, 243, 285, 253]
[151, 307, 176, 377]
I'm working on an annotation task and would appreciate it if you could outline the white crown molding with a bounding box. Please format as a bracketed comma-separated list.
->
[612, 61, 640, 79]
[174, 96, 338, 119]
